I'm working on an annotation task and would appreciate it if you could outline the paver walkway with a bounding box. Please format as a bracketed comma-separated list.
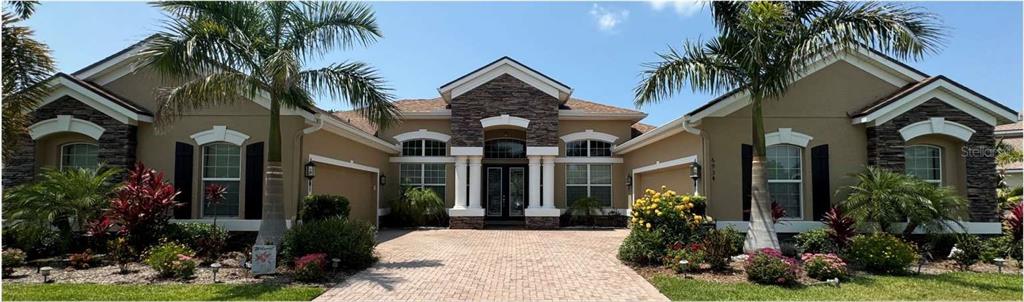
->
[315, 229, 668, 302]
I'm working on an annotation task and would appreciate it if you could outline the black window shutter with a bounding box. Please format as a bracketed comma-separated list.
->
[173, 142, 194, 219]
[811, 145, 830, 220]
[742, 144, 752, 221]
[244, 142, 265, 219]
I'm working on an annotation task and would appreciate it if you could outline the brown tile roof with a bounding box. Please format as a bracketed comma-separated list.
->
[330, 110, 378, 134]
[564, 98, 644, 114]
[393, 98, 448, 112]
[631, 122, 656, 138]
[996, 121, 1023, 133]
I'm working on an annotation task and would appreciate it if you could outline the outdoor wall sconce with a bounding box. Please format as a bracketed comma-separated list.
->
[379, 175, 387, 186]
[625, 175, 633, 189]
[689, 162, 702, 180]
[304, 161, 317, 179]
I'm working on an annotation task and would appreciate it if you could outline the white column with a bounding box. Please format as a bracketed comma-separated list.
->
[528, 156, 541, 208]
[453, 156, 468, 209]
[468, 156, 483, 209]
[542, 156, 555, 208]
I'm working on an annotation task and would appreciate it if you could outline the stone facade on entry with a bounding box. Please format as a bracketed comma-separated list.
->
[449, 74, 560, 147]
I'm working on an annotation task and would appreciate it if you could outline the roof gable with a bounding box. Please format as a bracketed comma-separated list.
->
[438, 57, 573, 103]
[852, 76, 1018, 126]
[34, 73, 153, 125]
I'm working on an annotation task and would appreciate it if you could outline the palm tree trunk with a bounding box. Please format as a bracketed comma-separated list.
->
[256, 98, 287, 246]
[743, 97, 781, 253]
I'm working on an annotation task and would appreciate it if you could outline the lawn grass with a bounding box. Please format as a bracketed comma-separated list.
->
[651, 272, 1022, 301]
[1, 283, 325, 301]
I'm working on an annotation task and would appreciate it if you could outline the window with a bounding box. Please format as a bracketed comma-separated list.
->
[61, 143, 99, 170]
[400, 163, 446, 198]
[905, 145, 941, 184]
[766, 144, 802, 219]
[484, 139, 526, 159]
[565, 140, 612, 157]
[566, 164, 612, 207]
[202, 143, 240, 217]
[402, 139, 447, 156]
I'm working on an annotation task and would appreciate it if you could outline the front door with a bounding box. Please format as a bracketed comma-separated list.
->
[484, 165, 528, 219]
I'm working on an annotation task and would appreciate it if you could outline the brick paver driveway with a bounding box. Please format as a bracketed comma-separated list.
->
[315, 229, 668, 302]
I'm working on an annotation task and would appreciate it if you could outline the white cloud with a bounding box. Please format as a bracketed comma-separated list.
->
[589, 4, 629, 32]
[649, 0, 705, 17]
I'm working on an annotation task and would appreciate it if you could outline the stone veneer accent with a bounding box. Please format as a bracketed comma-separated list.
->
[866, 98, 997, 221]
[2, 97, 138, 187]
[449, 216, 485, 229]
[525, 217, 560, 229]
[449, 74, 560, 147]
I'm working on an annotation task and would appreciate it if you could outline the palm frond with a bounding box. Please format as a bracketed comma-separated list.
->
[635, 38, 744, 106]
[154, 72, 258, 128]
[284, 1, 381, 60]
[796, 1, 945, 63]
[300, 61, 397, 129]
[2, 11, 55, 163]
[3, 0, 38, 21]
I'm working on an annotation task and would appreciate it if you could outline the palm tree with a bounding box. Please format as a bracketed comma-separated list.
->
[137, 1, 399, 245]
[841, 166, 966, 237]
[3, 167, 120, 245]
[2, 0, 56, 163]
[634, 1, 944, 252]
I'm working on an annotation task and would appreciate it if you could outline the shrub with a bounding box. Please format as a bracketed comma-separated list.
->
[301, 195, 351, 222]
[282, 218, 376, 270]
[2, 248, 27, 276]
[823, 207, 856, 249]
[108, 163, 180, 249]
[701, 228, 741, 271]
[618, 227, 665, 265]
[389, 188, 447, 226]
[108, 237, 135, 273]
[841, 167, 966, 236]
[845, 234, 917, 274]
[794, 228, 837, 254]
[744, 248, 799, 286]
[924, 233, 958, 260]
[801, 253, 848, 280]
[68, 249, 97, 269]
[1005, 201, 1023, 241]
[293, 253, 328, 282]
[630, 187, 709, 249]
[981, 235, 1022, 264]
[949, 234, 983, 270]
[163, 223, 228, 261]
[666, 242, 704, 273]
[567, 196, 603, 226]
[144, 242, 197, 279]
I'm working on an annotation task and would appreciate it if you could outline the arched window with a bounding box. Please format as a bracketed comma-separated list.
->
[484, 139, 526, 159]
[61, 143, 99, 170]
[202, 143, 241, 217]
[905, 145, 942, 185]
[565, 140, 612, 157]
[766, 144, 802, 219]
[402, 139, 447, 156]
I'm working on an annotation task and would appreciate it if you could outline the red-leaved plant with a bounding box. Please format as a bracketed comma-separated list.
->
[823, 207, 856, 248]
[1005, 201, 1023, 241]
[204, 183, 227, 226]
[107, 163, 180, 243]
[294, 253, 328, 282]
[771, 202, 786, 223]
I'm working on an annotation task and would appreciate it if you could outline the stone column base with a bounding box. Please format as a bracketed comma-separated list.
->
[450, 216, 485, 229]
[525, 217, 560, 229]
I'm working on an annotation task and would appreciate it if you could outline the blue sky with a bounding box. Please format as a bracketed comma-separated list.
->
[25, 1, 1023, 126]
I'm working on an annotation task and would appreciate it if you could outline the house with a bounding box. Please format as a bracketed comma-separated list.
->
[996, 121, 1023, 188]
[4, 38, 1019, 233]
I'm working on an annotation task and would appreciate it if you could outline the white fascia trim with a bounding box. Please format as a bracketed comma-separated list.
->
[526, 146, 559, 156]
[440, 58, 572, 101]
[392, 129, 451, 143]
[400, 110, 452, 119]
[632, 155, 698, 174]
[309, 154, 380, 173]
[854, 80, 1014, 126]
[190, 125, 250, 146]
[34, 77, 152, 125]
[899, 117, 975, 142]
[450, 147, 484, 156]
[319, 114, 400, 154]
[560, 130, 619, 144]
[558, 110, 648, 120]
[765, 128, 813, 147]
[171, 219, 294, 232]
[554, 157, 624, 164]
[389, 156, 456, 163]
[28, 115, 106, 140]
[614, 116, 689, 154]
[480, 114, 530, 129]
[688, 49, 926, 124]
[75, 48, 141, 84]
[714, 221, 1001, 234]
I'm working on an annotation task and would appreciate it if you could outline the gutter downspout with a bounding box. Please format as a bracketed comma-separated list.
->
[682, 116, 712, 218]
[294, 114, 325, 224]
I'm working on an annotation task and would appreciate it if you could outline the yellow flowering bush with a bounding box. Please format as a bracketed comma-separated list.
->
[630, 186, 712, 234]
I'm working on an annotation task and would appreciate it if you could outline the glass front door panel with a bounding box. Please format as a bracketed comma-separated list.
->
[486, 167, 503, 217]
[509, 167, 525, 217]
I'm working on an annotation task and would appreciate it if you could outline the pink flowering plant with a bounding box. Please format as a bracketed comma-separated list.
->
[294, 253, 329, 282]
[801, 253, 848, 280]
[744, 248, 800, 286]
[143, 241, 197, 279]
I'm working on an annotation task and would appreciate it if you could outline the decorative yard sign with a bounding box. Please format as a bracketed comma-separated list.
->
[250, 245, 277, 275]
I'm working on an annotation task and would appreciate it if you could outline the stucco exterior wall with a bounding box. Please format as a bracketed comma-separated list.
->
[622, 131, 703, 197]
[906, 134, 968, 195]
[302, 129, 395, 219]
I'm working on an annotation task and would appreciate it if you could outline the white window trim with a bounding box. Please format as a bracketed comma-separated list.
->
[439, 58, 572, 101]
[59, 142, 99, 170]
[392, 129, 451, 144]
[28, 115, 106, 140]
[564, 140, 614, 157]
[480, 114, 530, 129]
[766, 144, 804, 220]
[201, 143, 242, 218]
[401, 139, 448, 157]
[565, 164, 613, 207]
[765, 128, 813, 148]
[905, 145, 943, 185]
[191, 126, 250, 146]
[560, 130, 619, 144]
[899, 117, 976, 142]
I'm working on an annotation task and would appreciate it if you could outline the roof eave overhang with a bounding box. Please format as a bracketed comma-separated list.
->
[851, 78, 1019, 127]
[558, 110, 647, 121]
[316, 113, 400, 154]
[438, 57, 573, 103]
[33, 75, 154, 125]
[614, 115, 699, 154]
